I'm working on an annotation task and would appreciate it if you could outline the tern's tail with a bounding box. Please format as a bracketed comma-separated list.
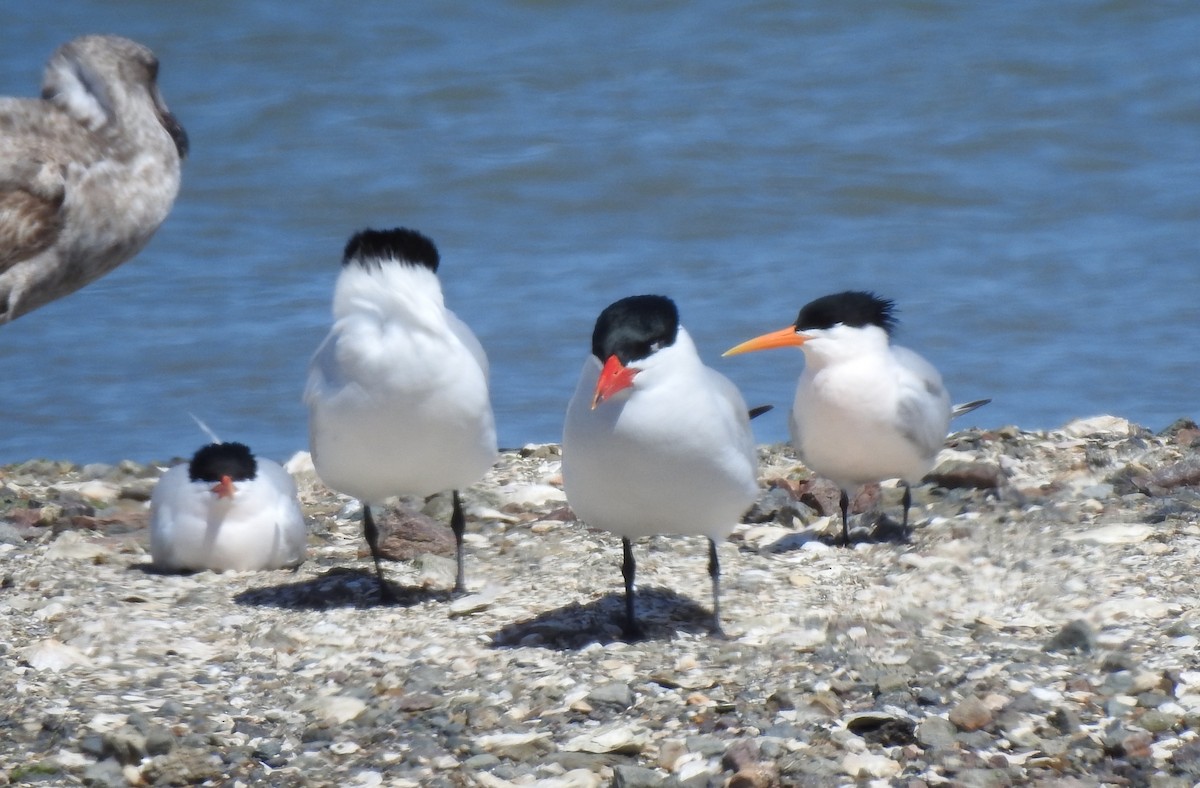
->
[951, 398, 991, 419]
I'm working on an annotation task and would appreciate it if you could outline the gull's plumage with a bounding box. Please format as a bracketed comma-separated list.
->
[0, 35, 188, 322]
[563, 295, 759, 638]
[306, 228, 497, 598]
[150, 442, 306, 572]
[726, 291, 985, 544]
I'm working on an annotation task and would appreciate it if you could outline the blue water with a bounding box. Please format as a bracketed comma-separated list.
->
[2, 1, 1197, 464]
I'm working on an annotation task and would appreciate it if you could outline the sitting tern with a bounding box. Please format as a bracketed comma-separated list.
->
[150, 442, 306, 572]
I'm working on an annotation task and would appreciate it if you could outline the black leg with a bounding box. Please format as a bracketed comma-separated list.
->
[708, 538, 724, 637]
[363, 503, 395, 602]
[839, 489, 850, 546]
[901, 482, 912, 530]
[451, 490, 466, 594]
[622, 537, 641, 640]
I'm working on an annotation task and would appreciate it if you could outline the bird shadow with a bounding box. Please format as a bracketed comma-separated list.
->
[490, 586, 715, 651]
[233, 567, 450, 610]
[129, 562, 201, 577]
[761, 515, 911, 553]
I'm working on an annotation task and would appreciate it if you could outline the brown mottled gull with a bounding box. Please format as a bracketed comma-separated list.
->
[0, 35, 188, 322]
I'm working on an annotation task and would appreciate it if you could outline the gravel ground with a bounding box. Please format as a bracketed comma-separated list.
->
[1, 415, 1199, 787]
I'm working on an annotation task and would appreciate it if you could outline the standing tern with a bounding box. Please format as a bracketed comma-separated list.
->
[563, 295, 760, 639]
[306, 228, 497, 600]
[725, 290, 986, 545]
[1, 35, 188, 322]
[150, 442, 306, 572]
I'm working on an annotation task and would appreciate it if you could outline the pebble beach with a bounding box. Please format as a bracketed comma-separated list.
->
[1, 415, 1199, 787]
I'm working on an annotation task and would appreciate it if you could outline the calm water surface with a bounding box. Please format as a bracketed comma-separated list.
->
[2, 1, 1197, 463]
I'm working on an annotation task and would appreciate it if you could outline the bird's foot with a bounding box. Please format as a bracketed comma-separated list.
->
[377, 579, 398, 605]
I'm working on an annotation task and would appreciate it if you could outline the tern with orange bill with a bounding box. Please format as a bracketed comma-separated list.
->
[724, 290, 988, 545]
[149, 442, 307, 572]
[563, 295, 760, 639]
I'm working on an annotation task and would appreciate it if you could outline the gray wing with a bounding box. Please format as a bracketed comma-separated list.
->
[0, 130, 66, 273]
[893, 345, 952, 460]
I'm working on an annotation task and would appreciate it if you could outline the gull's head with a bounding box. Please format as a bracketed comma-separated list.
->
[43, 35, 189, 159]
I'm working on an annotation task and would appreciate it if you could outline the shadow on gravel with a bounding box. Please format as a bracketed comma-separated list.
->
[130, 562, 201, 576]
[490, 587, 714, 651]
[233, 567, 450, 610]
[760, 515, 912, 553]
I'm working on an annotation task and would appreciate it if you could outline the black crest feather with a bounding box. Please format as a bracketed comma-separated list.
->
[187, 442, 258, 483]
[795, 291, 897, 335]
[342, 228, 440, 273]
[592, 295, 680, 364]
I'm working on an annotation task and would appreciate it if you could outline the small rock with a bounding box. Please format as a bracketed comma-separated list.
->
[1062, 415, 1133, 437]
[563, 725, 646, 754]
[1044, 619, 1096, 653]
[1063, 523, 1153, 545]
[721, 738, 759, 772]
[949, 696, 993, 732]
[917, 716, 958, 749]
[103, 726, 147, 765]
[44, 531, 112, 561]
[841, 752, 900, 779]
[586, 682, 634, 712]
[144, 726, 175, 756]
[376, 506, 455, 559]
[448, 586, 500, 617]
[1137, 709, 1179, 733]
[1048, 706, 1080, 734]
[728, 765, 778, 788]
[303, 695, 366, 725]
[21, 638, 92, 671]
[611, 764, 664, 788]
[477, 731, 553, 759]
[82, 758, 126, 788]
[926, 460, 1006, 490]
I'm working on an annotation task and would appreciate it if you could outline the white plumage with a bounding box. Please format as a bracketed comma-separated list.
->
[726, 290, 984, 544]
[150, 443, 306, 572]
[563, 295, 759, 638]
[306, 228, 497, 597]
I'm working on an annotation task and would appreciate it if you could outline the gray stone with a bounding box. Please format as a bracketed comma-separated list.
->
[1044, 620, 1096, 653]
[949, 696, 993, 732]
[917, 716, 957, 749]
[587, 682, 635, 712]
[462, 753, 501, 770]
[81, 759, 126, 788]
[144, 726, 175, 757]
[611, 763, 664, 788]
[685, 734, 726, 757]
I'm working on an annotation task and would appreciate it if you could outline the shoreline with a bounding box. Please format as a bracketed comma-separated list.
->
[2, 415, 1199, 786]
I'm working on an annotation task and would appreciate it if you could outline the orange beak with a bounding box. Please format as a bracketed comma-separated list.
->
[211, 475, 236, 499]
[591, 355, 638, 409]
[723, 326, 809, 357]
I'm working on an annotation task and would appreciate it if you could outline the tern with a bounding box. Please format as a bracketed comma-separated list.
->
[150, 442, 307, 572]
[725, 290, 987, 545]
[563, 294, 760, 639]
[306, 228, 497, 600]
[1, 35, 188, 323]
